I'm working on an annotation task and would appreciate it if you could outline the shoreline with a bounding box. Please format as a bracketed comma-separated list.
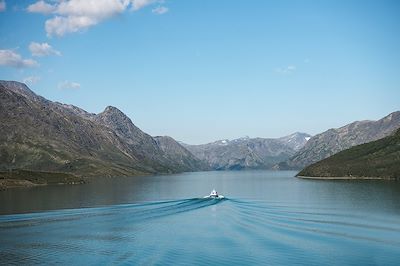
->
[2, 171, 397, 190]
[0, 170, 86, 190]
[0, 178, 85, 191]
[297, 175, 396, 180]
[0, 179, 43, 190]
[0, 169, 196, 190]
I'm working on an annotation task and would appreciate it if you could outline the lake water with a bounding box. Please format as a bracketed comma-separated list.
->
[1, 170, 400, 265]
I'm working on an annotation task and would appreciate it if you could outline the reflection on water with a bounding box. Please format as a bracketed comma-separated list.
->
[1, 171, 400, 265]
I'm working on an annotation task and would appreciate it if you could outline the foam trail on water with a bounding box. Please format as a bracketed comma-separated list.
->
[1, 198, 400, 265]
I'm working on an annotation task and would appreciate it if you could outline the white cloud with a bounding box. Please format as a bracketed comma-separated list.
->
[45, 0, 128, 37]
[152, 6, 168, 15]
[0, 50, 39, 68]
[56, 0, 128, 18]
[0, 0, 6, 12]
[131, 0, 157, 11]
[27, 0, 56, 14]
[29, 42, 61, 57]
[58, 80, 81, 89]
[287, 65, 296, 71]
[275, 65, 296, 74]
[27, 0, 165, 37]
[45, 15, 98, 37]
[23, 76, 41, 85]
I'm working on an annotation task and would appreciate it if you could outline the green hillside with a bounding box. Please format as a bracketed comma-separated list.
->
[0, 80, 207, 188]
[297, 129, 400, 180]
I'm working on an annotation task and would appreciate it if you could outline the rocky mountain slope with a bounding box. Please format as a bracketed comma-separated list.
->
[0, 80, 206, 180]
[297, 129, 400, 180]
[278, 111, 400, 170]
[154, 136, 209, 172]
[183, 133, 311, 170]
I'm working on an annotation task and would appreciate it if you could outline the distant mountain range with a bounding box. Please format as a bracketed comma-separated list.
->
[278, 111, 400, 170]
[1, 80, 399, 186]
[0, 80, 206, 182]
[183, 133, 311, 170]
[297, 128, 400, 180]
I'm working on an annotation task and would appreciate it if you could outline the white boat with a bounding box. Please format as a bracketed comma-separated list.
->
[204, 189, 224, 199]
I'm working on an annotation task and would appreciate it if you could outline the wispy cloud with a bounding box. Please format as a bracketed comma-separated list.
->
[0, 49, 39, 68]
[58, 80, 81, 90]
[27, 0, 55, 14]
[152, 6, 168, 15]
[27, 0, 166, 37]
[23, 76, 41, 85]
[0, 0, 6, 12]
[131, 0, 158, 11]
[275, 65, 296, 74]
[29, 42, 61, 57]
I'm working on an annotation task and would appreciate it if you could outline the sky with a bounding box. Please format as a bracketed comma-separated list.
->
[0, 0, 399, 144]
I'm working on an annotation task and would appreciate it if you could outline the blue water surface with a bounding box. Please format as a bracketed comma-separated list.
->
[1, 171, 400, 265]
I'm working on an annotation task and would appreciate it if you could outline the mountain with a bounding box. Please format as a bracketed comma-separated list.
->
[277, 132, 311, 151]
[154, 136, 210, 172]
[183, 132, 311, 170]
[297, 129, 400, 180]
[278, 111, 400, 170]
[0, 80, 206, 184]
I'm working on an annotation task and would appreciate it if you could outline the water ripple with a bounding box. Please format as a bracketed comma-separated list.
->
[1, 198, 399, 265]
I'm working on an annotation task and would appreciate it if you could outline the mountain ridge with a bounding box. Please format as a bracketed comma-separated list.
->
[297, 128, 400, 180]
[278, 111, 400, 170]
[183, 132, 311, 170]
[0, 80, 206, 185]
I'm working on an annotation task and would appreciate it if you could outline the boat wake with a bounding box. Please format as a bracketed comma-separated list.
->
[0, 197, 227, 226]
[1, 198, 400, 265]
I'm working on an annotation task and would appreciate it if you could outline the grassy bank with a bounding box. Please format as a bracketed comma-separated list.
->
[0, 169, 85, 190]
[297, 175, 395, 180]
